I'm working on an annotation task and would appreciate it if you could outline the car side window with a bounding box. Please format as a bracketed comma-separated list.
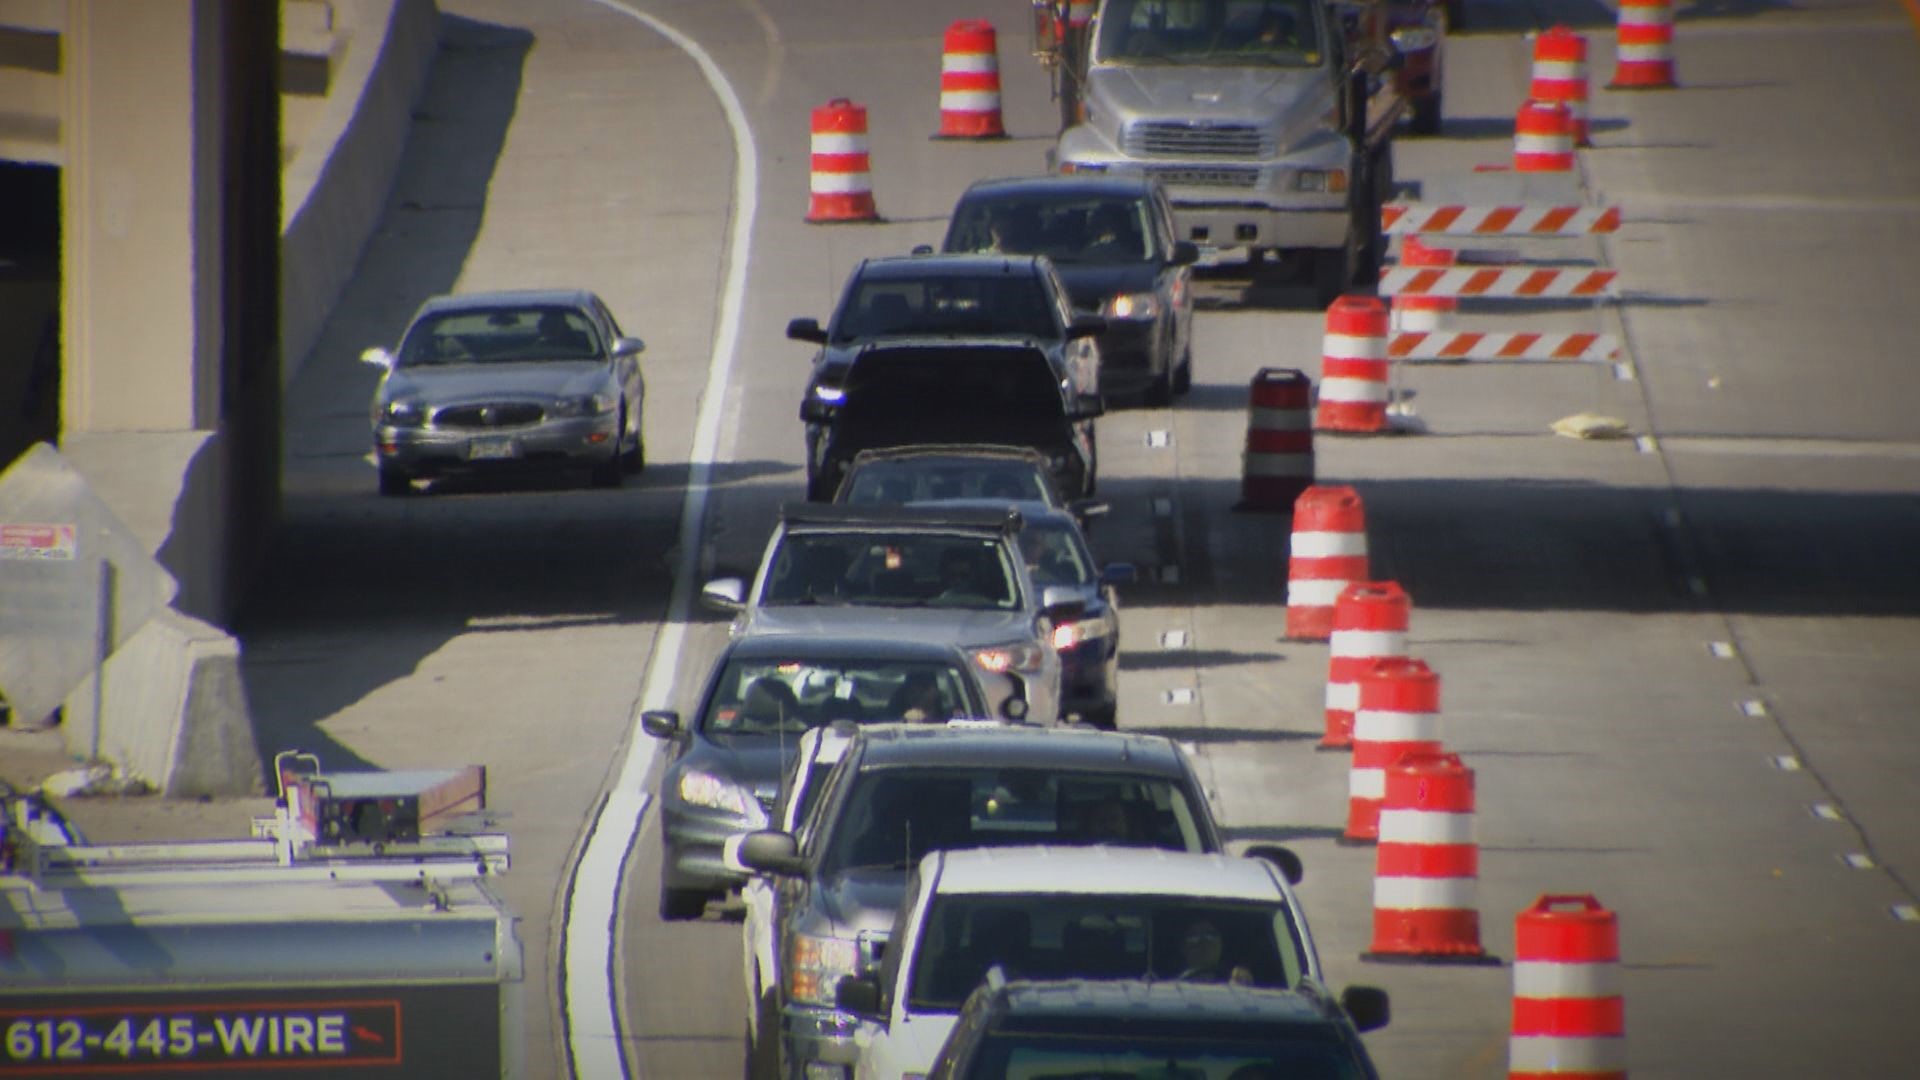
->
[593, 297, 623, 342]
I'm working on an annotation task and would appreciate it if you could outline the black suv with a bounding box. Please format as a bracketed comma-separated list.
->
[790, 254, 1106, 501]
[928, 975, 1389, 1079]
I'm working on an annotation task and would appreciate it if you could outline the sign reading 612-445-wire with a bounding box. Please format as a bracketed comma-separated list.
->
[1, 1000, 401, 1074]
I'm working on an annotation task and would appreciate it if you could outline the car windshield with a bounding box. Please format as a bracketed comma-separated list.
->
[1096, 0, 1321, 67]
[819, 768, 1209, 877]
[834, 274, 1058, 341]
[1018, 519, 1094, 588]
[702, 658, 980, 736]
[396, 305, 603, 365]
[762, 532, 1022, 612]
[909, 895, 1306, 1012]
[948, 195, 1154, 264]
[962, 1027, 1366, 1080]
[840, 460, 1054, 507]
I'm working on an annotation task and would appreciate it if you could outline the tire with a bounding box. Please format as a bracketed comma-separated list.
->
[659, 883, 709, 921]
[590, 451, 624, 489]
[1142, 364, 1173, 407]
[376, 465, 412, 497]
[620, 409, 645, 473]
[746, 985, 780, 1080]
[1085, 705, 1118, 731]
[1409, 92, 1442, 137]
[1173, 345, 1193, 395]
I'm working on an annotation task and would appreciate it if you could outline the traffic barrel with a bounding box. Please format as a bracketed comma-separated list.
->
[1067, 0, 1096, 26]
[935, 20, 1006, 139]
[1321, 581, 1410, 749]
[1392, 236, 1455, 334]
[1238, 368, 1313, 513]
[1344, 658, 1443, 843]
[1284, 485, 1368, 641]
[1363, 750, 1494, 963]
[807, 99, 879, 223]
[1530, 27, 1590, 146]
[1511, 896, 1627, 1078]
[1609, 0, 1676, 89]
[1513, 99, 1574, 172]
[1313, 295, 1390, 434]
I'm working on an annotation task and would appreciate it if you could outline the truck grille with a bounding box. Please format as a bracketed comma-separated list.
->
[435, 403, 545, 429]
[1125, 121, 1265, 158]
[1142, 164, 1262, 189]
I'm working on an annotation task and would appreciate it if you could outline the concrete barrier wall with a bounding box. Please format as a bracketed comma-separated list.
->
[61, 607, 262, 798]
[281, 0, 440, 383]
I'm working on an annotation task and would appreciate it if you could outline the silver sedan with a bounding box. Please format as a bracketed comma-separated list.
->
[363, 288, 646, 495]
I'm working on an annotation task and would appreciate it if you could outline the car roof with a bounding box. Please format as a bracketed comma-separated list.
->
[848, 444, 1052, 467]
[960, 174, 1160, 201]
[854, 253, 1048, 281]
[985, 978, 1337, 1025]
[929, 847, 1283, 900]
[778, 502, 1024, 534]
[724, 634, 972, 664]
[851, 722, 1190, 775]
[416, 288, 599, 315]
[911, 498, 1075, 527]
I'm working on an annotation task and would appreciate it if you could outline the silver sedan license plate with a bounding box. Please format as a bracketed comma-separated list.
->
[468, 436, 521, 461]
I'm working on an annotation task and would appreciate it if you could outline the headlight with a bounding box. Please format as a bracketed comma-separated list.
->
[1391, 27, 1438, 51]
[381, 398, 427, 427]
[974, 640, 1047, 675]
[788, 932, 862, 1006]
[1059, 161, 1107, 175]
[678, 770, 760, 819]
[1107, 293, 1159, 320]
[1293, 169, 1348, 194]
[812, 384, 846, 404]
[1052, 614, 1113, 650]
[550, 391, 618, 418]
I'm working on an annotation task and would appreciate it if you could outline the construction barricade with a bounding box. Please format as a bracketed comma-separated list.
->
[807, 99, 879, 223]
[1285, 485, 1368, 641]
[1530, 27, 1591, 146]
[1237, 368, 1313, 513]
[1344, 658, 1443, 843]
[1363, 750, 1496, 963]
[1321, 581, 1410, 749]
[1511, 895, 1628, 1078]
[935, 20, 1006, 139]
[1610, 0, 1676, 89]
[1393, 236, 1456, 333]
[1314, 295, 1391, 434]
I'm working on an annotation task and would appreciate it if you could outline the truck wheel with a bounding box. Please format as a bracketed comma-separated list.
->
[1410, 92, 1443, 137]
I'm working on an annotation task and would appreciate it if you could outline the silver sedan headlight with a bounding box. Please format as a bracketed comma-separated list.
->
[677, 770, 760, 819]
[549, 391, 618, 418]
[381, 398, 427, 427]
[1106, 293, 1160, 321]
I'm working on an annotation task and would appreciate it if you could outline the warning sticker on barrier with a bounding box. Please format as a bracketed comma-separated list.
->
[0, 523, 77, 560]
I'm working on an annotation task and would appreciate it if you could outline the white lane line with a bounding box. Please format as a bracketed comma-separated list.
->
[1707, 641, 1736, 659]
[1739, 699, 1769, 718]
[1634, 435, 1658, 455]
[1893, 905, 1920, 923]
[566, 5, 757, 1079]
[1146, 430, 1172, 448]
[1841, 853, 1877, 870]
[1810, 803, 1845, 822]
[1159, 629, 1190, 649]
[1163, 688, 1197, 706]
[1612, 362, 1636, 382]
[1771, 755, 1802, 772]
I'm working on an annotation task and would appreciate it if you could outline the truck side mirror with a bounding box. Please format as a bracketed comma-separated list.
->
[1341, 985, 1391, 1032]
[736, 830, 805, 877]
[639, 710, 682, 739]
[1170, 241, 1200, 266]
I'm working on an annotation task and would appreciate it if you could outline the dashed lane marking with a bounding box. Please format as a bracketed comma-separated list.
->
[1740, 700, 1769, 718]
[1146, 430, 1172, 448]
[1842, 853, 1877, 870]
[1893, 904, 1920, 923]
[1708, 641, 1736, 659]
[1159, 629, 1190, 649]
[1810, 803, 1846, 822]
[1163, 688, 1197, 705]
[1771, 755, 1801, 772]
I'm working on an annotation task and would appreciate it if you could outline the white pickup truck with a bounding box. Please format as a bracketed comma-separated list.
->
[833, 845, 1363, 1079]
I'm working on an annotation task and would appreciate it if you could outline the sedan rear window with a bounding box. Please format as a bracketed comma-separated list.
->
[947, 195, 1154, 264]
[836, 275, 1056, 341]
[702, 658, 980, 735]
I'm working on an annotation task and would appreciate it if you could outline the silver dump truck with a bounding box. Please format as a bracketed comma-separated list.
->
[1038, 0, 1425, 302]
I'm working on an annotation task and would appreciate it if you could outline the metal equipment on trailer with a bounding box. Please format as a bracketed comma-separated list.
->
[0, 753, 523, 1079]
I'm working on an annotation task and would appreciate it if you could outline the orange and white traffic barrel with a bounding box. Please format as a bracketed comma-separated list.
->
[1239, 368, 1313, 513]
[807, 98, 879, 223]
[1513, 99, 1574, 172]
[1364, 750, 1490, 962]
[1344, 658, 1443, 843]
[1510, 895, 1627, 1078]
[1610, 0, 1676, 89]
[1067, 0, 1096, 28]
[1285, 485, 1368, 641]
[1530, 27, 1590, 146]
[1313, 295, 1390, 434]
[1321, 581, 1410, 749]
[1392, 236, 1456, 333]
[935, 20, 1006, 139]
